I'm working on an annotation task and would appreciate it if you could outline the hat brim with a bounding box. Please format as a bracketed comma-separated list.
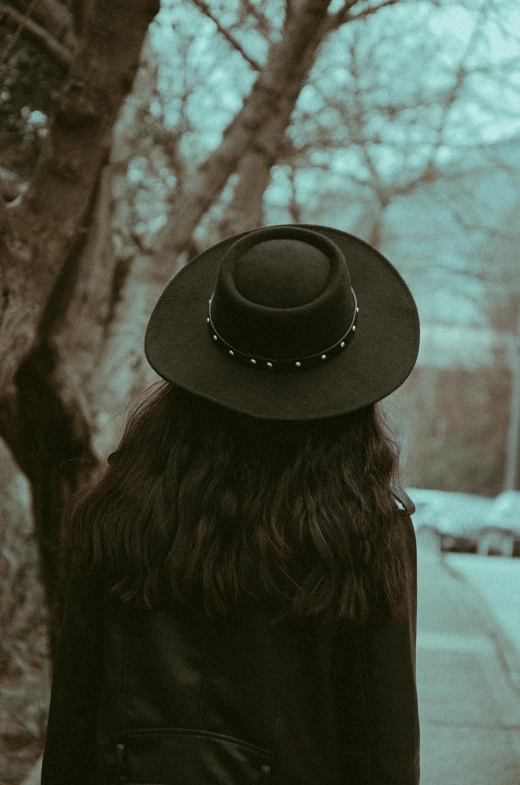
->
[144, 224, 420, 420]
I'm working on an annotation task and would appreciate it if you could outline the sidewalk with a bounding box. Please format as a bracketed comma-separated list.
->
[416, 549, 520, 785]
[443, 553, 520, 696]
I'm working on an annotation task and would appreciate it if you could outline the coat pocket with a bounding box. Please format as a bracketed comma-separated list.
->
[115, 728, 273, 785]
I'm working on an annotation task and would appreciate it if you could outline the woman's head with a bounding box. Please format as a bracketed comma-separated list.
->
[73, 381, 412, 626]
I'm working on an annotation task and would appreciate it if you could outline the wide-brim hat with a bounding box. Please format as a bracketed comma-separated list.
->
[145, 224, 420, 420]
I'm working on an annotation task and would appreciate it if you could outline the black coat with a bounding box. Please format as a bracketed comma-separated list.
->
[41, 509, 420, 785]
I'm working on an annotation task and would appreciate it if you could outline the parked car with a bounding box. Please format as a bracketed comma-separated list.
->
[476, 490, 520, 557]
[406, 488, 494, 553]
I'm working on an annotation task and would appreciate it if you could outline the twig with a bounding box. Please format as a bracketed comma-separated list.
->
[327, 0, 401, 31]
[239, 0, 271, 37]
[0, 2, 72, 66]
[0, 0, 41, 68]
[189, 0, 262, 71]
[325, 0, 358, 31]
[420, 0, 490, 180]
[348, 0, 402, 22]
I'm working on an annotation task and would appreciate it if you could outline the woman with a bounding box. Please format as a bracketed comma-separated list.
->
[42, 224, 421, 784]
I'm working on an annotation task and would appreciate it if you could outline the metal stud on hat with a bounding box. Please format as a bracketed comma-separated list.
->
[206, 289, 359, 372]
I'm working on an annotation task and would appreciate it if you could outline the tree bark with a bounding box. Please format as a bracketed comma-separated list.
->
[47, 39, 169, 464]
[0, 0, 159, 647]
[217, 24, 326, 236]
[0, 0, 160, 402]
[217, 149, 271, 236]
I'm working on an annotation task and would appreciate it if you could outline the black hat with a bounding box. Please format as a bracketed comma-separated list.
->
[144, 224, 420, 420]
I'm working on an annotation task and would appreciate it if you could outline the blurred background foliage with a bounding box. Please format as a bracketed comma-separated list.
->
[1, 0, 520, 780]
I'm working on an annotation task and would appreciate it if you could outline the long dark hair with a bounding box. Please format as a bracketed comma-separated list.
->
[72, 381, 411, 626]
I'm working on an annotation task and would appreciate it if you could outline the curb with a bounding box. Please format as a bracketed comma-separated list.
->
[440, 553, 520, 700]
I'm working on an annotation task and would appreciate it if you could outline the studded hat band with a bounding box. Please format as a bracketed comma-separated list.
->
[207, 289, 359, 372]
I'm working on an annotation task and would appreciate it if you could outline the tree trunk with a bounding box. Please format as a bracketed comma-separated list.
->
[0, 0, 159, 647]
[217, 21, 324, 239]
[0, 0, 160, 401]
[218, 150, 271, 236]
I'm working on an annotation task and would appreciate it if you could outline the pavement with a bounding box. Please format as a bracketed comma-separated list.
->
[416, 547, 520, 785]
[444, 553, 520, 694]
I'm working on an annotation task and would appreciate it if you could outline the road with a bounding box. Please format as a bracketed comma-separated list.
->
[416, 547, 520, 785]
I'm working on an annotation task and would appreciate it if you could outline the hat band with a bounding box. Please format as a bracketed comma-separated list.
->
[207, 289, 359, 372]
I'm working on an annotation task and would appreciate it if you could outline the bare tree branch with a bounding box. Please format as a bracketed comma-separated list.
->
[160, 0, 335, 261]
[190, 0, 262, 71]
[347, 0, 403, 23]
[11, 0, 76, 48]
[325, 0, 358, 31]
[325, 0, 405, 31]
[325, 0, 406, 32]
[423, 1, 491, 175]
[239, 0, 272, 38]
[0, 2, 73, 66]
[287, 164, 302, 222]
[0, 0, 40, 68]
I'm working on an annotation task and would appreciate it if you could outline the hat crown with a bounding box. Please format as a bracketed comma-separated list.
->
[234, 239, 331, 308]
[211, 226, 355, 361]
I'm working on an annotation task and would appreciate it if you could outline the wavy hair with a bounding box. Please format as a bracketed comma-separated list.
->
[72, 381, 411, 626]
